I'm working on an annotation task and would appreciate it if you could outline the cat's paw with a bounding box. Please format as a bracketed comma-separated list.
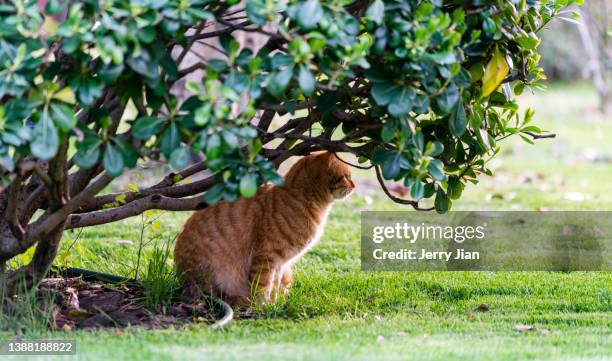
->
[280, 268, 293, 289]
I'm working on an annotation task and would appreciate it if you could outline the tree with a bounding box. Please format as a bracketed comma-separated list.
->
[0, 0, 577, 294]
[576, 0, 611, 114]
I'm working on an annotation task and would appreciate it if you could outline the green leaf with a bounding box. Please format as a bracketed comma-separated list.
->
[482, 17, 496, 35]
[267, 66, 293, 97]
[103, 143, 124, 177]
[434, 187, 450, 214]
[114, 138, 139, 168]
[381, 120, 395, 142]
[206, 133, 222, 159]
[204, 183, 225, 204]
[99, 63, 124, 83]
[427, 159, 446, 181]
[366, 0, 385, 24]
[133, 116, 164, 140]
[447, 177, 464, 200]
[194, 104, 211, 126]
[413, 132, 424, 151]
[435, 83, 459, 115]
[50, 103, 76, 132]
[427, 52, 456, 65]
[424, 141, 444, 157]
[469, 111, 483, 129]
[382, 153, 402, 179]
[449, 104, 467, 137]
[161, 122, 180, 158]
[126, 51, 158, 80]
[411, 180, 424, 201]
[0, 155, 14, 172]
[521, 125, 541, 133]
[30, 111, 59, 161]
[74, 137, 102, 169]
[371, 83, 401, 106]
[239, 173, 258, 198]
[75, 77, 104, 106]
[298, 0, 323, 30]
[371, 148, 395, 165]
[170, 146, 190, 171]
[208, 59, 228, 73]
[221, 129, 239, 150]
[424, 183, 436, 198]
[298, 65, 316, 96]
[388, 86, 415, 117]
[187, 8, 215, 21]
[516, 31, 540, 50]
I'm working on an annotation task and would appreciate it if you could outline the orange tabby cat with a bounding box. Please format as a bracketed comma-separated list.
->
[174, 152, 354, 307]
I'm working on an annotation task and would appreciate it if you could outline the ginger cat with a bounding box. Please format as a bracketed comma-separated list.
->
[174, 152, 355, 307]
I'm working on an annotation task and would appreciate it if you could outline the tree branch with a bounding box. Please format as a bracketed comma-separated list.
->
[77, 175, 215, 213]
[263, 99, 316, 115]
[47, 140, 69, 208]
[26, 173, 114, 240]
[374, 166, 434, 211]
[525, 131, 556, 140]
[66, 194, 208, 229]
[178, 62, 208, 77]
[186, 20, 251, 41]
[176, 22, 210, 67]
[257, 109, 276, 133]
[5, 174, 24, 239]
[266, 131, 364, 155]
[152, 161, 208, 189]
[269, 142, 314, 167]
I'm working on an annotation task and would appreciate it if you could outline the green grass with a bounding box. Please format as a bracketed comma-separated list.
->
[2, 83, 612, 360]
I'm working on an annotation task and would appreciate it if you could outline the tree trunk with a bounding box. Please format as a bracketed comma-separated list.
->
[1, 225, 65, 297]
[577, 5, 611, 115]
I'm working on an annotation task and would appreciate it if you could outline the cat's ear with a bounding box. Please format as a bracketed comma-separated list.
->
[309, 150, 329, 157]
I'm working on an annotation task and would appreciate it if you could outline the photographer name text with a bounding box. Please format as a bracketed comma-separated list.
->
[373, 248, 479, 261]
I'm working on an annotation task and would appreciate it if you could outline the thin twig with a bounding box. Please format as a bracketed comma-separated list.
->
[32, 164, 53, 187]
[374, 166, 433, 211]
[525, 131, 556, 139]
[333, 153, 373, 170]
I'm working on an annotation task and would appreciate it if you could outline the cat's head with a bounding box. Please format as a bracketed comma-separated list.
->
[325, 154, 355, 200]
[286, 152, 355, 200]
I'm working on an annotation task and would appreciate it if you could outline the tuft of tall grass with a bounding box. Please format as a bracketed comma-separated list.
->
[140, 238, 180, 313]
[0, 274, 55, 336]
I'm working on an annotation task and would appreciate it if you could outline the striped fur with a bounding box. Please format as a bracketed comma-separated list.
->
[174, 152, 355, 307]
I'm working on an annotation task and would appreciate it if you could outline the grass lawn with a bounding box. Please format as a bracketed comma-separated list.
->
[3, 83, 611, 360]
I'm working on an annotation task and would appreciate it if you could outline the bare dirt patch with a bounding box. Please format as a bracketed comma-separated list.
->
[3, 277, 222, 331]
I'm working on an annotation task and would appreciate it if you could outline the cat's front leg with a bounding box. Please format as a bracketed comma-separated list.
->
[270, 265, 292, 301]
[280, 266, 293, 291]
[249, 254, 278, 303]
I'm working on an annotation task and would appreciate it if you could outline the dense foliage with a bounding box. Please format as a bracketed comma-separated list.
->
[1, 0, 578, 210]
[0, 0, 578, 291]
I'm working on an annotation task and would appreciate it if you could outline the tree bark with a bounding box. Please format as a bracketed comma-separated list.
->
[2, 224, 65, 296]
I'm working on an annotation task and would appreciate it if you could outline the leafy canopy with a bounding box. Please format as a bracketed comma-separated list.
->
[0, 0, 578, 213]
